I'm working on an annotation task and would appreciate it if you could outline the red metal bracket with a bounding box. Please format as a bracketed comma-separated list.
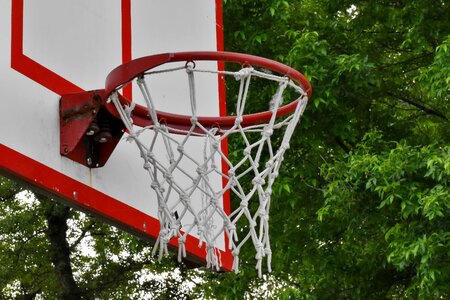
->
[60, 90, 125, 168]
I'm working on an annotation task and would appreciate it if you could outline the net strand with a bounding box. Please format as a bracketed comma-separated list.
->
[109, 63, 308, 277]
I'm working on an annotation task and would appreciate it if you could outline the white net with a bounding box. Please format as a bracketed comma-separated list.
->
[109, 62, 308, 276]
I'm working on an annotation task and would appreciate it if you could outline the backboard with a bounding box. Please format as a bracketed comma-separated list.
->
[0, 0, 232, 270]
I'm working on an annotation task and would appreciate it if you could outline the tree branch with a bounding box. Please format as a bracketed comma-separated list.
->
[70, 220, 96, 251]
[385, 91, 448, 121]
[335, 137, 351, 153]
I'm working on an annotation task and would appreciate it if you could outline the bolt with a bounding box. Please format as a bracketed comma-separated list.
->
[95, 131, 112, 143]
[94, 115, 112, 143]
[143, 222, 147, 232]
[86, 120, 100, 136]
[73, 191, 78, 200]
[87, 157, 92, 166]
[63, 147, 68, 154]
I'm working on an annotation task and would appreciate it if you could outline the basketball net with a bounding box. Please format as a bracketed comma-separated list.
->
[109, 63, 308, 277]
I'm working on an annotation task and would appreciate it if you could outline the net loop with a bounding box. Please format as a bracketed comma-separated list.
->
[234, 67, 253, 80]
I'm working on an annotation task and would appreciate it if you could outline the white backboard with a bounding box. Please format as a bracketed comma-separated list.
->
[0, 0, 232, 270]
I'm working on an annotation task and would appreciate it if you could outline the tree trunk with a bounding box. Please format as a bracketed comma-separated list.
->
[37, 195, 84, 300]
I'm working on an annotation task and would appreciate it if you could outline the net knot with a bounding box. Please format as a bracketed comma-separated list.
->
[258, 208, 268, 218]
[180, 193, 190, 204]
[153, 126, 161, 134]
[162, 236, 171, 244]
[225, 221, 236, 232]
[196, 166, 207, 176]
[211, 196, 220, 207]
[190, 117, 198, 125]
[197, 224, 205, 235]
[226, 222, 238, 249]
[240, 199, 248, 208]
[143, 162, 151, 170]
[262, 128, 273, 137]
[159, 200, 168, 209]
[171, 219, 181, 230]
[265, 160, 273, 169]
[177, 145, 184, 153]
[124, 103, 135, 119]
[255, 242, 265, 259]
[252, 176, 265, 186]
[126, 134, 136, 142]
[206, 243, 213, 250]
[234, 116, 243, 126]
[186, 64, 195, 73]
[160, 229, 171, 243]
[234, 67, 253, 80]
[147, 151, 155, 160]
[151, 181, 159, 190]
[244, 147, 252, 156]
[163, 171, 173, 181]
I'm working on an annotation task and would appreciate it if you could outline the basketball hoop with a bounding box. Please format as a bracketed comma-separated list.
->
[104, 52, 311, 130]
[66, 51, 311, 276]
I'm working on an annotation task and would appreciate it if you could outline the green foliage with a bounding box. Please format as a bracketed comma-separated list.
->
[1, 0, 450, 298]
[0, 177, 196, 299]
[320, 132, 449, 298]
[214, 0, 450, 298]
[418, 35, 450, 103]
[0, 180, 58, 298]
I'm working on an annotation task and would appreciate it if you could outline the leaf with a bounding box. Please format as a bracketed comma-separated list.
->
[289, 197, 296, 208]
[283, 184, 291, 194]
[269, 7, 275, 16]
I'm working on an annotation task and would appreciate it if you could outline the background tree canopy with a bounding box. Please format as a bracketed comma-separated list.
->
[1, 0, 449, 298]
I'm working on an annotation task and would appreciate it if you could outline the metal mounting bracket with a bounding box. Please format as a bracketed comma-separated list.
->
[60, 90, 125, 168]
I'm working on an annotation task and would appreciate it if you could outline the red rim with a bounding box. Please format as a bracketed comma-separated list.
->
[104, 51, 312, 129]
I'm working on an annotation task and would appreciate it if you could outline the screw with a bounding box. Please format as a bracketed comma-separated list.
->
[143, 222, 147, 232]
[73, 191, 78, 200]
[63, 147, 68, 154]
[87, 157, 92, 166]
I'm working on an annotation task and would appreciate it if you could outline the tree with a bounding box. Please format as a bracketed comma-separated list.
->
[1, 0, 450, 298]
[0, 177, 194, 299]
[210, 0, 450, 298]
